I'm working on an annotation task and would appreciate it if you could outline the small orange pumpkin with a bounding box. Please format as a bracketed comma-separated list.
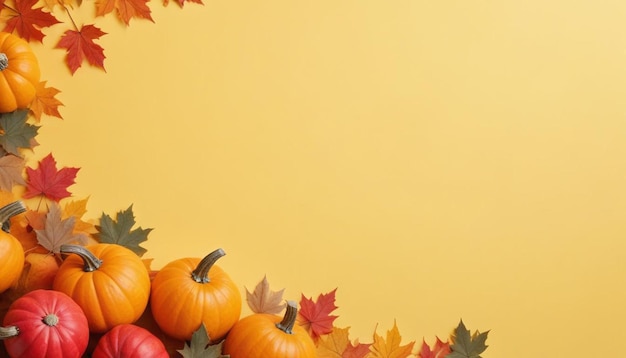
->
[150, 248, 241, 341]
[0, 32, 40, 113]
[52, 244, 151, 333]
[222, 300, 317, 358]
[0, 201, 27, 294]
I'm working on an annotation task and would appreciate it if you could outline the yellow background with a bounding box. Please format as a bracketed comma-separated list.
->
[23, 0, 626, 356]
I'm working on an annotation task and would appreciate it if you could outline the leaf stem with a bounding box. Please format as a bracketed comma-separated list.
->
[191, 248, 225, 283]
[62, 5, 79, 32]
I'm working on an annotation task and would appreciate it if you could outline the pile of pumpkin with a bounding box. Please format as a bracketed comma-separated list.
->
[0, 201, 316, 358]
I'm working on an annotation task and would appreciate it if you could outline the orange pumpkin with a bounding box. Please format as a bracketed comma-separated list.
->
[52, 244, 151, 333]
[0, 201, 27, 294]
[150, 248, 241, 341]
[0, 32, 40, 113]
[222, 300, 317, 358]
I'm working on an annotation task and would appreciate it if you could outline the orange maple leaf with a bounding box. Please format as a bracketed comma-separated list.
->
[297, 288, 339, 341]
[317, 326, 371, 358]
[23, 153, 79, 202]
[30, 81, 63, 121]
[56, 24, 107, 75]
[418, 337, 450, 358]
[62, 197, 97, 235]
[95, 0, 154, 26]
[369, 321, 415, 358]
[3, 0, 61, 42]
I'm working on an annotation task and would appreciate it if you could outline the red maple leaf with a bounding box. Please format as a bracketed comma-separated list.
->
[96, 0, 153, 26]
[56, 24, 106, 75]
[418, 337, 451, 358]
[23, 153, 79, 202]
[3, 0, 61, 43]
[297, 288, 338, 341]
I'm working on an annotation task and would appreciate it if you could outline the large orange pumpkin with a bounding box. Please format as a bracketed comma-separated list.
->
[150, 248, 241, 341]
[222, 300, 317, 358]
[52, 244, 151, 333]
[0, 32, 40, 113]
[0, 201, 27, 294]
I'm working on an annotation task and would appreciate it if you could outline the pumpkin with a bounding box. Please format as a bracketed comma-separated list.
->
[0, 289, 89, 358]
[150, 248, 241, 341]
[52, 244, 151, 333]
[222, 300, 317, 358]
[0, 201, 27, 294]
[91, 324, 169, 358]
[0, 32, 40, 113]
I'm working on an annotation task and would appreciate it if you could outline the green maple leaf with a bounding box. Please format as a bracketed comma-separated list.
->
[95, 204, 152, 256]
[447, 320, 489, 358]
[178, 323, 229, 358]
[0, 110, 39, 156]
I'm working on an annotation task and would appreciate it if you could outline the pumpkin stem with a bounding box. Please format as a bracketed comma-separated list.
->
[191, 248, 226, 283]
[0, 201, 27, 233]
[0, 53, 7, 71]
[276, 300, 298, 334]
[0, 326, 19, 339]
[60, 244, 102, 272]
[43, 314, 59, 327]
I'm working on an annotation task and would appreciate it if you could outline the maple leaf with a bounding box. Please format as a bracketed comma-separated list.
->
[447, 320, 489, 358]
[63, 197, 97, 234]
[95, 205, 152, 256]
[35, 202, 88, 253]
[246, 275, 286, 314]
[56, 24, 106, 75]
[0, 110, 40, 156]
[23, 153, 79, 202]
[317, 326, 371, 358]
[95, 0, 153, 26]
[0, 155, 26, 191]
[178, 323, 229, 358]
[418, 337, 450, 358]
[369, 321, 415, 358]
[3, 0, 61, 42]
[30, 81, 63, 121]
[298, 288, 339, 341]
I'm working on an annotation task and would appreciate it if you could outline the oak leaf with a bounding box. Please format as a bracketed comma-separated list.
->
[447, 320, 489, 358]
[317, 326, 371, 358]
[246, 275, 286, 314]
[30, 81, 63, 121]
[95, 204, 152, 256]
[56, 24, 106, 75]
[0, 110, 40, 156]
[35, 202, 88, 253]
[3, 0, 61, 42]
[297, 288, 339, 341]
[178, 323, 228, 358]
[95, 0, 153, 26]
[369, 321, 415, 358]
[23, 153, 79, 202]
[418, 337, 450, 358]
[0, 155, 26, 191]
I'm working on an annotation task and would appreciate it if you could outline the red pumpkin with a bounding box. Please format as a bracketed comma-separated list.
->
[91, 324, 169, 358]
[0, 289, 89, 358]
[222, 300, 317, 358]
[150, 248, 241, 341]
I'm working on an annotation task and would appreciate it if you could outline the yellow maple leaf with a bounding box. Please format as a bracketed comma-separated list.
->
[317, 327, 351, 357]
[369, 321, 415, 358]
[62, 197, 97, 235]
[29, 81, 63, 122]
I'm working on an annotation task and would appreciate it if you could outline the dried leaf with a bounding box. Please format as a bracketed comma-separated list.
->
[297, 288, 339, 341]
[2, 0, 61, 42]
[369, 321, 415, 358]
[0, 155, 26, 191]
[95, 204, 152, 256]
[418, 337, 450, 358]
[35, 202, 88, 253]
[95, 0, 153, 26]
[30, 81, 63, 121]
[246, 275, 286, 314]
[23, 153, 79, 202]
[177, 323, 229, 358]
[447, 320, 489, 358]
[0, 110, 40, 156]
[317, 326, 371, 358]
[56, 24, 107, 75]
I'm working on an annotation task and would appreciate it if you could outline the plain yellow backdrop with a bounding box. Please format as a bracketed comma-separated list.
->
[21, 0, 626, 356]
